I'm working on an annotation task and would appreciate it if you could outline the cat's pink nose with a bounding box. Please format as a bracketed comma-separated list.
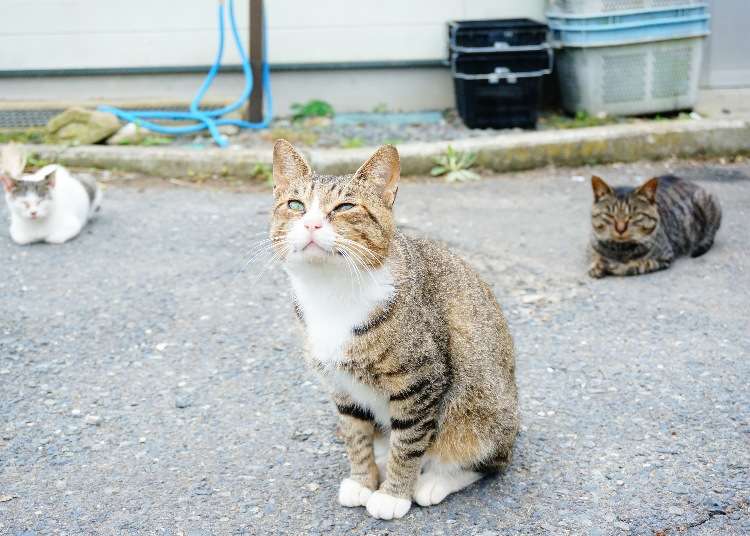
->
[615, 221, 628, 234]
[304, 220, 322, 231]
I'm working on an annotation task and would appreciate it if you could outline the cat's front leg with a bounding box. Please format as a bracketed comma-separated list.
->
[366, 395, 438, 520]
[608, 257, 671, 276]
[335, 396, 379, 508]
[9, 224, 37, 245]
[588, 251, 610, 278]
[45, 219, 83, 244]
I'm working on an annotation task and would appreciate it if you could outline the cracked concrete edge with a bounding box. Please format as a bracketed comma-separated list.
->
[14, 118, 750, 179]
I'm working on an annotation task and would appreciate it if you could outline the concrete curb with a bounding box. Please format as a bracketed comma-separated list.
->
[17, 118, 750, 179]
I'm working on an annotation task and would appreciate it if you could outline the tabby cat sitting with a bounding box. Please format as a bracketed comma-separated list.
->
[589, 174, 721, 278]
[269, 140, 518, 520]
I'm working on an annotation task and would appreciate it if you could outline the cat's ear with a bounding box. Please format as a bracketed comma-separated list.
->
[591, 175, 613, 202]
[273, 139, 311, 190]
[40, 167, 57, 188]
[0, 174, 15, 192]
[635, 177, 659, 203]
[0, 144, 27, 180]
[353, 144, 400, 207]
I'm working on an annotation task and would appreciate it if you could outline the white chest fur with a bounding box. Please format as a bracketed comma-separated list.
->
[286, 261, 394, 426]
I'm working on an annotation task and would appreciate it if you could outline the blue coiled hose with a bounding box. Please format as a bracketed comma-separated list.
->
[99, 0, 272, 147]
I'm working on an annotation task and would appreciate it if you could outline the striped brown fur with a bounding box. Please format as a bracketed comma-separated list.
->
[588, 175, 722, 278]
[270, 140, 518, 517]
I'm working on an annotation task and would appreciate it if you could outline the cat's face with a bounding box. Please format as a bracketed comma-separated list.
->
[590, 175, 659, 242]
[3, 169, 56, 221]
[269, 140, 399, 270]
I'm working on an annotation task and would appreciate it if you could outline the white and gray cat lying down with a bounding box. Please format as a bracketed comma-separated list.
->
[0, 145, 101, 245]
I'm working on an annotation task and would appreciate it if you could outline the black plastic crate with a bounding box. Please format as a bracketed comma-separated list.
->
[454, 76, 543, 129]
[452, 49, 551, 129]
[449, 18, 548, 51]
[453, 50, 551, 76]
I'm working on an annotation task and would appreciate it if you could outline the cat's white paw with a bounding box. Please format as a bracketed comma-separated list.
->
[338, 478, 373, 507]
[366, 490, 411, 520]
[413, 473, 452, 506]
[45, 235, 72, 244]
[9, 228, 35, 245]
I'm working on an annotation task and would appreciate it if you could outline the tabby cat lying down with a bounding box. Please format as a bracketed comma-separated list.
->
[589, 174, 721, 278]
[270, 140, 518, 520]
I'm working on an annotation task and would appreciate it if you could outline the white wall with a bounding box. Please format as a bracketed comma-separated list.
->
[0, 68, 457, 114]
[0, 0, 546, 71]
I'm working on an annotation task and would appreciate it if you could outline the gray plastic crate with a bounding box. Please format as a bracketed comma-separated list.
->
[556, 35, 704, 115]
[549, 0, 706, 15]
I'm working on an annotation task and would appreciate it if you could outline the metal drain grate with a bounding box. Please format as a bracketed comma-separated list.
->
[0, 109, 64, 128]
[0, 105, 227, 129]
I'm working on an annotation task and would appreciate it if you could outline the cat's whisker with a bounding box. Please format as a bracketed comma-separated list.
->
[335, 236, 383, 261]
[339, 249, 364, 298]
[242, 241, 282, 264]
[228, 237, 288, 285]
[344, 249, 370, 299]
[241, 235, 286, 261]
[245, 246, 286, 283]
[338, 241, 380, 275]
[334, 237, 383, 269]
[249, 244, 290, 285]
[338, 243, 380, 290]
[241, 236, 285, 258]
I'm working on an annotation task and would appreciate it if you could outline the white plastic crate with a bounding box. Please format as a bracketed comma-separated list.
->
[549, 0, 706, 15]
[556, 36, 704, 115]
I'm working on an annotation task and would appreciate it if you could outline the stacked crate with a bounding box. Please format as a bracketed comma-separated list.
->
[546, 1, 710, 115]
[448, 19, 553, 129]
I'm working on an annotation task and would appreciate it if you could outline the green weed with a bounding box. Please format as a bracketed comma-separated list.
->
[430, 146, 480, 182]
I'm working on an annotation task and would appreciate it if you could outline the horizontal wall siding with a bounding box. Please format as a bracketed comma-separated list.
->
[0, 0, 546, 71]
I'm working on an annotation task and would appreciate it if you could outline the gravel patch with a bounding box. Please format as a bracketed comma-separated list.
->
[172, 110, 636, 151]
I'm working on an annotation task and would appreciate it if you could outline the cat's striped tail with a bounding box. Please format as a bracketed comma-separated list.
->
[691, 188, 722, 257]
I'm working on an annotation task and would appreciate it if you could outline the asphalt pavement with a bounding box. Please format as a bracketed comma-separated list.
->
[1, 159, 748, 535]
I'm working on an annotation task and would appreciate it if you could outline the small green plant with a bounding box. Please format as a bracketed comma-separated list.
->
[541, 110, 619, 130]
[372, 102, 389, 114]
[290, 100, 334, 122]
[26, 154, 52, 169]
[115, 134, 173, 147]
[340, 137, 364, 149]
[140, 135, 173, 146]
[430, 146, 480, 182]
[251, 163, 273, 185]
[0, 129, 45, 144]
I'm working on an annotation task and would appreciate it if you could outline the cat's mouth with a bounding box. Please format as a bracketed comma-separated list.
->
[302, 241, 329, 255]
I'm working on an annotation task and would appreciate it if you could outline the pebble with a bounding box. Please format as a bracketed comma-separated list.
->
[84, 415, 101, 426]
[175, 396, 192, 409]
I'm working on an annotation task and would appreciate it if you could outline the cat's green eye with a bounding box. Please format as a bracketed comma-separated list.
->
[333, 203, 356, 213]
[287, 200, 305, 212]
